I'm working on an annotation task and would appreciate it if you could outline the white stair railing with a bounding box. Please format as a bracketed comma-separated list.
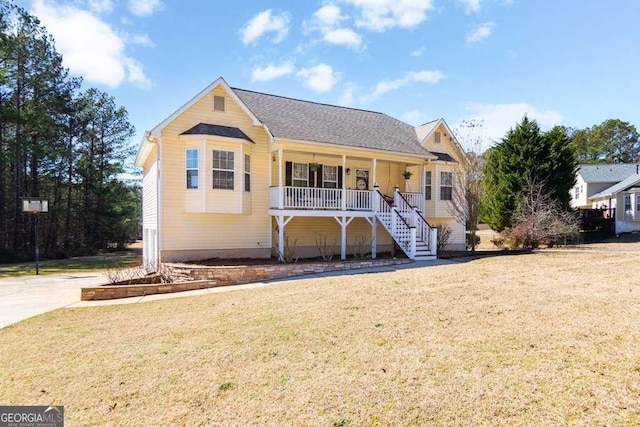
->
[373, 186, 420, 258]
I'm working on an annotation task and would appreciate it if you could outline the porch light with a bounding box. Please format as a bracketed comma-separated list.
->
[346, 168, 351, 175]
[272, 153, 276, 162]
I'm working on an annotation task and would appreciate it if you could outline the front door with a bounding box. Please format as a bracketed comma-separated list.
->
[355, 169, 369, 190]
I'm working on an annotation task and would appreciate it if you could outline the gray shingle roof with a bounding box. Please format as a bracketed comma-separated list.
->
[181, 123, 254, 142]
[590, 172, 640, 199]
[577, 164, 639, 183]
[232, 88, 433, 157]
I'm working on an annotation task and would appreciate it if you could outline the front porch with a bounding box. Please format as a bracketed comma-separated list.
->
[269, 186, 436, 262]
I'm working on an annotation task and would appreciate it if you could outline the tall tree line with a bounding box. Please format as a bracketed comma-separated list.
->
[0, 1, 139, 262]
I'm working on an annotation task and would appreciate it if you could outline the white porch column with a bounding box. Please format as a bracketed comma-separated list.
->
[334, 215, 354, 260]
[276, 214, 294, 262]
[341, 155, 347, 211]
[278, 149, 283, 209]
[372, 158, 377, 186]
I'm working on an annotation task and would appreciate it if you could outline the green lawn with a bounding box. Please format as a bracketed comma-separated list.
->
[0, 249, 141, 277]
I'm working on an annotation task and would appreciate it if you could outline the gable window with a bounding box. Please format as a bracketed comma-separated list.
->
[323, 165, 338, 188]
[214, 96, 225, 112]
[440, 171, 453, 201]
[425, 171, 432, 200]
[292, 162, 308, 187]
[186, 148, 199, 189]
[244, 154, 251, 192]
[434, 132, 441, 143]
[212, 150, 234, 190]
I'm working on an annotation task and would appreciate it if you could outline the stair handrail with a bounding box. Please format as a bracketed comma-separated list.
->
[394, 189, 435, 253]
[374, 187, 416, 256]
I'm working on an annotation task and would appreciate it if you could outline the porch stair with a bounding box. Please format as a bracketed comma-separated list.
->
[373, 187, 437, 261]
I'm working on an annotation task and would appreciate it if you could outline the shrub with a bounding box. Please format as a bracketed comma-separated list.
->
[466, 232, 480, 250]
[436, 224, 452, 253]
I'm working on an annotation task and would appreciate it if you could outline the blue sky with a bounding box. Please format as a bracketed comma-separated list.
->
[17, 0, 640, 151]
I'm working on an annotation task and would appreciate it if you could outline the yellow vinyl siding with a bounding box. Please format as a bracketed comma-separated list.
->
[160, 85, 270, 255]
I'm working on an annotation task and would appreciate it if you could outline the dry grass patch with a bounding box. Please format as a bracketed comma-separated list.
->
[1, 250, 640, 425]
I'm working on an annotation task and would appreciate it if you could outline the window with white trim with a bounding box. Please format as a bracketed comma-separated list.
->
[636, 194, 640, 213]
[425, 171, 432, 200]
[440, 171, 453, 201]
[574, 186, 579, 200]
[186, 148, 199, 189]
[323, 165, 338, 188]
[292, 162, 308, 187]
[244, 154, 251, 192]
[624, 194, 631, 212]
[212, 150, 234, 189]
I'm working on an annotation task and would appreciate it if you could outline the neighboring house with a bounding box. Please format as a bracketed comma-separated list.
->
[134, 77, 467, 268]
[572, 163, 640, 234]
[571, 164, 638, 209]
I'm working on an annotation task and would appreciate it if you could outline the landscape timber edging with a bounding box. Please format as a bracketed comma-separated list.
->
[80, 258, 413, 301]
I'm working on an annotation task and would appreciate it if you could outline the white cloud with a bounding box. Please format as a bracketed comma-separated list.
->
[131, 34, 155, 47]
[251, 61, 295, 82]
[458, 0, 481, 14]
[241, 9, 290, 45]
[128, 0, 163, 17]
[314, 4, 345, 27]
[305, 5, 363, 50]
[297, 64, 339, 92]
[340, 0, 435, 31]
[466, 21, 495, 45]
[402, 109, 425, 125]
[462, 102, 564, 147]
[31, 0, 151, 88]
[410, 47, 425, 57]
[323, 28, 362, 49]
[340, 82, 359, 105]
[371, 69, 444, 98]
[88, 0, 113, 14]
[125, 58, 152, 88]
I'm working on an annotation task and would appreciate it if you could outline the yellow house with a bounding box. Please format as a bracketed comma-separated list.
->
[134, 77, 467, 267]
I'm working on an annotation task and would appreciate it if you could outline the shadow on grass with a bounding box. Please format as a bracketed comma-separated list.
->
[439, 249, 533, 264]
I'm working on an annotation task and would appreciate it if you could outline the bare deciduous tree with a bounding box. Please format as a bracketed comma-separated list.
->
[449, 120, 485, 251]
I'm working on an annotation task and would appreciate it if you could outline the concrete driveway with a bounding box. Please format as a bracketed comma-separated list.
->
[0, 273, 108, 329]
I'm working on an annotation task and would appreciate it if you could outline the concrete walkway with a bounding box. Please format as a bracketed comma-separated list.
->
[0, 259, 454, 329]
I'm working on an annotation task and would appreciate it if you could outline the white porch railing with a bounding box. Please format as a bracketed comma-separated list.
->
[269, 186, 372, 210]
[400, 192, 424, 213]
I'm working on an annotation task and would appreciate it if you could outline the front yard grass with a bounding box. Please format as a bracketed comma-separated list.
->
[0, 249, 141, 277]
[0, 248, 639, 425]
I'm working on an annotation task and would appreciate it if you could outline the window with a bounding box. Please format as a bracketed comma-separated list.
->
[425, 171, 432, 200]
[292, 162, 308, 187]
[186, 149, 199, 189]
[625, 194, 632, 212]
[244, 154, 251, 192]
[323, 165, 338, 188]
[212, 150, 234, 189]
[440, 171, 453, 201]
[434, 132, 441, 143]
[574, 186, 579, 200]
[214, 96, 225, 112]
[636, 194, 640, 212]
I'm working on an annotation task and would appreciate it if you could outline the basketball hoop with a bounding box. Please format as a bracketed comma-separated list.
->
[21, 197, 49, 275]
